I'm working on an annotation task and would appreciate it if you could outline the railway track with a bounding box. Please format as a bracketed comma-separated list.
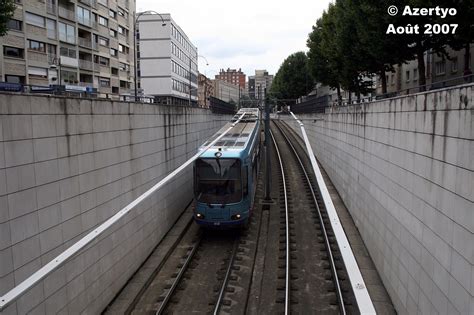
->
[130, 228, 239, 314]
[270, 120, 358, 314]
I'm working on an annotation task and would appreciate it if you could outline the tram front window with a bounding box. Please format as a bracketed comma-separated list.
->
[195, 158, 242, 204]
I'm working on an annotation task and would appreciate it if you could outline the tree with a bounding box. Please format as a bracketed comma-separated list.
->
[442, 0, 474, 72]
[307, 4, 344, 102]
[0, 0, 16, 36]
[308, 1, 376, 102]
[270, 51, 314, 105]
[351, 0, 415, 93]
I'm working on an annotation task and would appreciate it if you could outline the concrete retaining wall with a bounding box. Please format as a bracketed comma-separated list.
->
[0, 93, 230, 314]
[282, 84, 473, 314]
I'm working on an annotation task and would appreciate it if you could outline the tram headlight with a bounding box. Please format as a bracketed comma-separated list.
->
[196, 213, 204, 219]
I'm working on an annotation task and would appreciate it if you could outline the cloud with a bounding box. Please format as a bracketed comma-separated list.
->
[137, 0, 331, 77]
[197, 37, 267, 59]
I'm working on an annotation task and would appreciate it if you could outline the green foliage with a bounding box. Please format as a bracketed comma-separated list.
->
[270, 51, 314, 103]
[307, 4, 342, 93]
[0, 0, 16, 36]
[306, 0, 473, 93]
[440, 0, 474, 70]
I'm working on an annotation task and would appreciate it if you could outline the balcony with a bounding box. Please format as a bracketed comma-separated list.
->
[28, 50, 48, 63]
[58, 7, 75, 21]
[79, 59, 93, 71]
[78, 18, 97, 29]
[78, 37, 92, 49]
[78, 0, 97, 7]
[46, 2, 56, 15]
[78, 81, 94, 87]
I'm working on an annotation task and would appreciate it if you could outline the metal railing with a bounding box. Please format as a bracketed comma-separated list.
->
[78, 37, 93, 48]
[209, 96, 237, 114]
[78, 0, 97, 7]
[78, 81, 93, 87]
[58, 6, 75, 21]
[0, 81, 233, 107]
[292, 74, 474, 113]
[0, 112, 247, 311]
[79, 59, 93, 71]
[287, 112, 376, 315]
[291, 95, 329, 114]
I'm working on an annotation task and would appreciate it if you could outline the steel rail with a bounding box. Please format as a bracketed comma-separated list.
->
[155, 237, 201, 315]
[273, 121, 346, 314]
[213, 239, 239, 315]
[269, 129, 290, 315]
[285, 113, 376, 315]
[0, 112, 248, 311]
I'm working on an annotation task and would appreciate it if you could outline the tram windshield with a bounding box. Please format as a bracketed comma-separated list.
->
[195, 158, 242, 204]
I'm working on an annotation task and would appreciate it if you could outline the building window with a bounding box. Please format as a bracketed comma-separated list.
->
[7, 19, 22, 31]
[118, 25, 125, 34]
[77, 7, 91, 26]
[61, 70, 77, 83]
[58, 22, 75, 44]
[46, 19, 56, 39]
[95, 55, 109, 66]
[110, 48, 117, 56]
[5, 75, 25, 84]
[47, 44, 56, 56]
[118, 44, 128, 53]
[391, 74, 395, 85]
[117, 7, 127, 18]
[25, 12, 45, 28]
[60, 46, 76, 58]
[406, 70, 410, 82]
[3, 46, 24, 58]
[119, 62, 128, 71]
[28, 40, 46, 52]
[98, 15, 108, 26]
[109, 9, 116, 18]
[28, 67, 48, 79]
[413, 68, 418, 81]
[435, 60, 446, 75]
[99, 77, 110, 87]
[109, 29, 117, 37]
[98, 36, 108, 46]
[111, 67, 118, 75]
[451, 57, 458, 73]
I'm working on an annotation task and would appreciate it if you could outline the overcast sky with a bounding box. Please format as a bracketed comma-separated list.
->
[137, 0, 331, 78]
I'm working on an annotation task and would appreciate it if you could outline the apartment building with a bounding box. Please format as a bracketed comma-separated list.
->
[248, 69, 273, 99]
[0, 0, 135, 98]
[215, 68, 245, 89]
[137, 13, 198, 105]
[197, 73, 213, 108]
[377, 44, 473, 94]
[212, 79, 240, 104]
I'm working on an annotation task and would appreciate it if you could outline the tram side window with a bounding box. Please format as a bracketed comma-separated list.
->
[243, 166, 248, 196]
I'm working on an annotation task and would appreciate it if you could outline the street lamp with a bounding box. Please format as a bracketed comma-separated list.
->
[134, 10, 166, 102]
[189, 54, 209, 106]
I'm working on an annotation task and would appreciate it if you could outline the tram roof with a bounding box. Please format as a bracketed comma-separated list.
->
[199, 110, 259, 157]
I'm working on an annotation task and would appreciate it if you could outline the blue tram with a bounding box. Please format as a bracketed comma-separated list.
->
[193, 108, 261, 227]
